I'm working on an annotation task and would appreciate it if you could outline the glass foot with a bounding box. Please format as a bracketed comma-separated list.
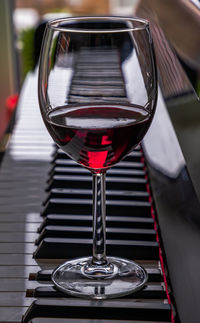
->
[52, 256, 147, 299]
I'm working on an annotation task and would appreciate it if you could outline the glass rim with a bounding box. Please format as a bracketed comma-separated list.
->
[47, 16, 149, 33]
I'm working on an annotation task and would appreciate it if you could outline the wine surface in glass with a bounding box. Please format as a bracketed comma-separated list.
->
[47, 104, 151, 171]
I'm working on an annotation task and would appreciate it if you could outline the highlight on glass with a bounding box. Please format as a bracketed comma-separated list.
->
[38, 16, 157, 299]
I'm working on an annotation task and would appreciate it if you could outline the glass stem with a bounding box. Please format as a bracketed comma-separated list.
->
[92, 172, 107, 266]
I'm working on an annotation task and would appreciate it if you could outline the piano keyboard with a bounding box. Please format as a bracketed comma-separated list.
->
[0, 47, 174, 322]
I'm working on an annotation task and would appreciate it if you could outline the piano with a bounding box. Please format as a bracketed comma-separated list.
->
[0, 16, 200, 323]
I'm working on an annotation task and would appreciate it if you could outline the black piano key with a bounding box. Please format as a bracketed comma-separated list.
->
[72, 75, 123, 83]
[37, 214, 154, 233]
[41, 198, 151, 217]
[54, 158, 144, 169]
[73, 70, 122, 78]
[35, 226, 156, 246]
[68, 96, 129, 104]
[30, 270, 52, 281]
[76, 55, 119, 63]
[35, 225, 156, 245]
[146, 268, 163, 282]
[70, 86, 126, 97]
[51, 157, 75, 166]
[32, 267, 163, 283]
[31, 319, 170, 323]
[44, 188, 149, 203]
[21, 299, 172, 323]
[46, 175, 147, 191]
[27, 283, 166, 300]
[34, 237, 159, 260]
[74, 63, 121, 70]
[51, 166, 145, 178]
[54, 149, 142, 160]
[72, 78, 124, 86]
[53, 148, 140, 159]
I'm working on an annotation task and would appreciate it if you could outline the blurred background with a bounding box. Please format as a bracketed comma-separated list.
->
[12, 0, 139, 83]
[0, 0, 199, 156]
[0, 0, 138, 154]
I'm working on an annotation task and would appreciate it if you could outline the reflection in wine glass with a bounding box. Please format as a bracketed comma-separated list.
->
[38, 16, 157, 299]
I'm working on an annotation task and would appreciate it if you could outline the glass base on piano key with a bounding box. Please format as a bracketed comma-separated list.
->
[52, 256, 148, 299]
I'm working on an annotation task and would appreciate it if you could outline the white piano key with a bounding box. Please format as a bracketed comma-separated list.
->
[0, 223, 39, 232]
[0, 292, 33, 306]
[0, 266, 39, 278]
[0, 254, 36, 266]
[0, 243, 35, 253]
[0, 278, 50, 292]
[0, 307, 28, 323]
[0, 232, 37, 243]
[0, 213, 41, 222]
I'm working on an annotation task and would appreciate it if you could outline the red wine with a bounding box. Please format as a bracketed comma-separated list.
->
[46, 104, 151, 172]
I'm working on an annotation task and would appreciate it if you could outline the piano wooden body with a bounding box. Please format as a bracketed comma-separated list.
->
[0, 18, 200, 323]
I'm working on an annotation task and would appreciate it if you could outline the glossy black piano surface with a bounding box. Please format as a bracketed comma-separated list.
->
[0, 20, 200, 323]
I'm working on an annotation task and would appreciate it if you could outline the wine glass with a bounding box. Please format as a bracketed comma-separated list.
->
[38, 16, 157, 299]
